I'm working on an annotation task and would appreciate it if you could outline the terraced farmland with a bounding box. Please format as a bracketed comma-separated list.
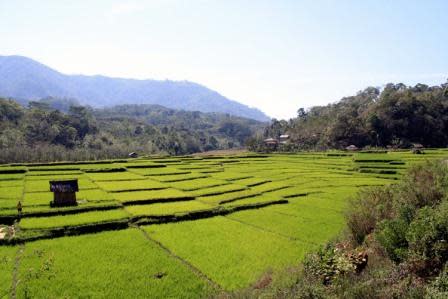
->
[1, 149, 447, 297]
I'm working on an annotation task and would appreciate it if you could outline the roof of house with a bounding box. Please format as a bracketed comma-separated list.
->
[264, 138, 278, 142]
[50, 180, 79, 193]
[346, 145, 359, 150]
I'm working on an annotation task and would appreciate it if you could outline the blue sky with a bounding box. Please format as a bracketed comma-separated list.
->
[1, 0, 447, 119]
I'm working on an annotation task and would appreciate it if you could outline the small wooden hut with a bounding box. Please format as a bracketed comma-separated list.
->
[128, 152, 138, 158]
[49, 179, 78, 207]
[263, 138, 278, 151]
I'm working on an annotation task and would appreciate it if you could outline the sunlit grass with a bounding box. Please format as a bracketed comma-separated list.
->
[19, 209, 129, 229]
[112, 188, 193, 203]
[1, 150, 446, 295]
[125, 200, 213, 216]
[16, 229, 212, 298]
[144, 217, 312, 290]
[86, 172, 145, 181]
[95, 179, 167, 191]
[167, 178, 229, 191]
[0, 245, 17, 297]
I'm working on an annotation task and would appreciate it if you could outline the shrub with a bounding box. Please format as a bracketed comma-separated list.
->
[396, 161, 448, 213]
[349, 160, 448, 262]
[303, 244, 337, 284]
[301, 159, 448, 297]
[426, 264, 448, 299]
[406, 201, 448, 273]
[376, 218, 409, 263]
[346, 187, 394, 244]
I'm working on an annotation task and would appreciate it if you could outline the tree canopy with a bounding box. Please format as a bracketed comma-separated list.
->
[255, 81, 448, 151]
[0, 98, 264, 162]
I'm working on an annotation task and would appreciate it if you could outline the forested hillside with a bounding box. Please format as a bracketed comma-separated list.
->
[254, 82, 448, 151]
[0, 98, 264, 163]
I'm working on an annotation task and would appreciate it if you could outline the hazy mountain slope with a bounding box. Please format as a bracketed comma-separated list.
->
[0, 55, 269, 121]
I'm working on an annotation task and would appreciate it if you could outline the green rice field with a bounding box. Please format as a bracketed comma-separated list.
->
[1, 149, 448, 297]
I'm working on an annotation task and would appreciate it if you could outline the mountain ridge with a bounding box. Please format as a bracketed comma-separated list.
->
[0, 55, 270, 121]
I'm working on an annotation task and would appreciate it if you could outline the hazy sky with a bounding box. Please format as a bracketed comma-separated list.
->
[1, 0, 447, 119]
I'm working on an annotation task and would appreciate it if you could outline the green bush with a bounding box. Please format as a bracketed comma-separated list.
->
[376, 218, 409, 262]
[396, 161, 448, 213]
[303, 244, 337, 284]
[346, 187, 394, 244]
[426, 264, 448, 299]
[406, 202, 448, 271]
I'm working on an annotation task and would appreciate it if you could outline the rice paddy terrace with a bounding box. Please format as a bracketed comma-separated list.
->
[1, 150, 448, 298]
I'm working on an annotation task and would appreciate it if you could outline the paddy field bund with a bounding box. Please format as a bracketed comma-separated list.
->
[1, 150, 448, 297]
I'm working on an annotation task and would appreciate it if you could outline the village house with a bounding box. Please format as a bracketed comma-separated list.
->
[264, 138, 279, 146]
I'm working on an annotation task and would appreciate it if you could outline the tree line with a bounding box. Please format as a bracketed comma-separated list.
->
[0, 98, 264, 163]
[249, 81, 448, 151]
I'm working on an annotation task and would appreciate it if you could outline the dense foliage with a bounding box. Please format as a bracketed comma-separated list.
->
[252, 81, 448, 151]
[0, 98, 263, 162]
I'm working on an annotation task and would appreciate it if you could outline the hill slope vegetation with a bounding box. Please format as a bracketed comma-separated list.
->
[0, 98, 264, 162]
[256, 82, 448, 151]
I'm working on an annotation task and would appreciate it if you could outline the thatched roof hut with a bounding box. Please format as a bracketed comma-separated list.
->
[412, 143, 424, 149]
[50, 179, 78, 207]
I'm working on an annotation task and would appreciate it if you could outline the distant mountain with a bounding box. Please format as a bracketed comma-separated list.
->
[0, 55, 270, 121]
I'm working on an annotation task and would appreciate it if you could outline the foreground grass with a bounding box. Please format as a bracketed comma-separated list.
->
[112, 188, 193, 203]
[0, 150, 447, 296]
[125, 200, 212, 216]
[19, 209, 129, 229]
[95, 179, 167, 191]
[144, 216, 313, 290]
[227, 205, 345, 244]
[16, 229, 213, 298]
[0, 245, 17, 298]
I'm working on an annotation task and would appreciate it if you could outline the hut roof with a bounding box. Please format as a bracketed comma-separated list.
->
[279, 134, 290, 139]
[346, 145, 359, 151]
[50, 180, 79, 193]
[264, 138, 278, 142]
